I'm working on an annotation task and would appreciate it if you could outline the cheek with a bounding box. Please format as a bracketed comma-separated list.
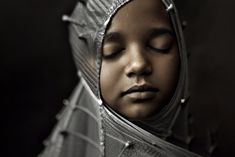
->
[153, 52, 180, 94]
[100, 62, 112, 97]
[100, 61, 123, 106]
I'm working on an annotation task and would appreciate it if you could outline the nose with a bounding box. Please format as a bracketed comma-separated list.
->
[125, 45, 152, 77]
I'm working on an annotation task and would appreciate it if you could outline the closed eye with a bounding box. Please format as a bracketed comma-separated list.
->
[102, 43, 125, 59]
[103, 49, 124, 59]
[147, 33, 174, 53]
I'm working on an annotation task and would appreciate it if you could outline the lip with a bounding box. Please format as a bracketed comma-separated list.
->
[121, 84, 159, 100]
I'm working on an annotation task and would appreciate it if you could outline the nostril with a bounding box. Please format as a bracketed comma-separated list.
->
[143, 66, 152, 75]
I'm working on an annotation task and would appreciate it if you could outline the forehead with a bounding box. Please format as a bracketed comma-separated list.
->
[107, 0, 171, 32]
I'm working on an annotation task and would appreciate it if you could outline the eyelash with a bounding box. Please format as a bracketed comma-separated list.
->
[103, 37, 174, 59]
[103, 48, 124, 59]
[147, 44, 171, 53]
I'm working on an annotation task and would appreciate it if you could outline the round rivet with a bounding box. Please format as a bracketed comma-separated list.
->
[181, 98, 186, 104]
[125, 141, 132, 148]
[62, 15, 69, 21]
[100, 142, 104, 146]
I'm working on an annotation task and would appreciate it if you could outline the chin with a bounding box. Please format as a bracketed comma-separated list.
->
[121, 106, 157, 120]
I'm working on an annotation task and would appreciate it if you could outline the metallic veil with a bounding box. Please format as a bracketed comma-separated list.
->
[39, 0, 202, 156]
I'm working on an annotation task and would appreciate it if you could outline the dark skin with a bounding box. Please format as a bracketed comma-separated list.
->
[100, 0, 180, 120]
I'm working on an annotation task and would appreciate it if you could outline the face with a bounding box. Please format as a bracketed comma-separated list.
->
[100, 0, 180, 120]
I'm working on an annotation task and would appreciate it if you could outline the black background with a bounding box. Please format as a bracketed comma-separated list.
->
[2, 0, 235, 156]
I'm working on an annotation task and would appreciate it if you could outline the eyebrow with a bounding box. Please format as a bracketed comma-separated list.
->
[103, 28, 174, 43]
[148, 28, 175, 38]
[103, 32, 123, 43]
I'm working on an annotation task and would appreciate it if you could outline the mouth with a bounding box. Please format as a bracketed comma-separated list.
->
[121, 84, 159, 100]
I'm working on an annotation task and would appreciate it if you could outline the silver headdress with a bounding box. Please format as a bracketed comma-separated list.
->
[39, 0, 202, 157]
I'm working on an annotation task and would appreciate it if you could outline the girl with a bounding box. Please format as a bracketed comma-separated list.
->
[39, 0, 201, 156]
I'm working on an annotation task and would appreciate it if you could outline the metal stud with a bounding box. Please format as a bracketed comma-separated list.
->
[181, 98, 186, 104]
[100, 141, 104, 146]
[125, 141, 132, 148]
[166, 4, 173, 12]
